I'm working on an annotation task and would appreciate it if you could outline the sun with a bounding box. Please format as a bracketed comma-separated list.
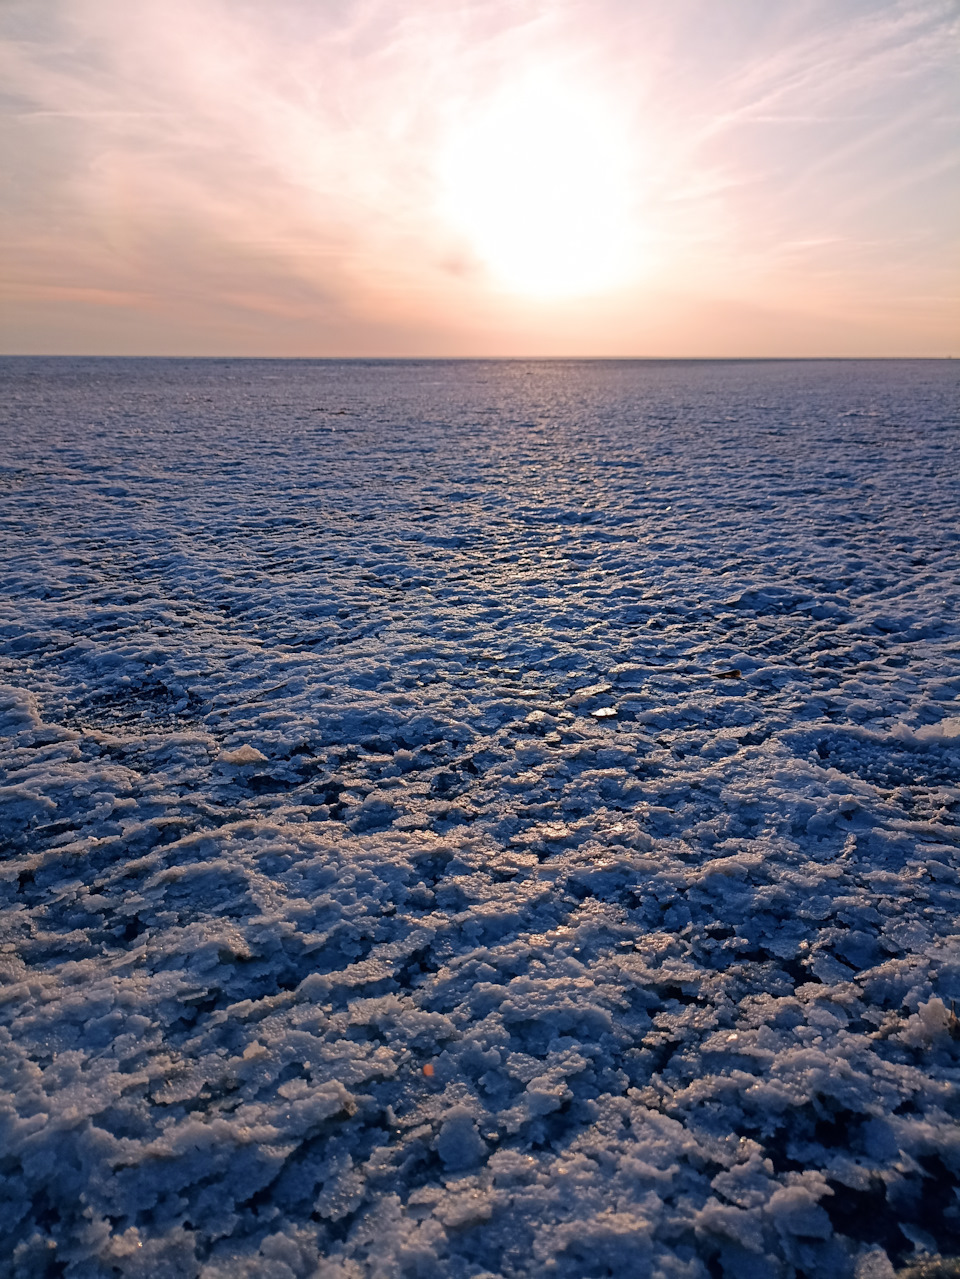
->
[437, 73, 639, 299]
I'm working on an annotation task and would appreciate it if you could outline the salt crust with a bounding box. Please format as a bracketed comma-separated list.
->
[1, 358, 959, 1278]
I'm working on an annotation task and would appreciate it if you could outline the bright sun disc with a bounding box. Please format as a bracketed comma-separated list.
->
[438, 75, 637, 299]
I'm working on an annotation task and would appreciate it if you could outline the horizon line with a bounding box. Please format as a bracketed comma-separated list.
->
[1, 353, 956, 363]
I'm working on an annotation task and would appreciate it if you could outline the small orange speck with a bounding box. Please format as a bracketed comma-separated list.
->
[422, 1062, 435, 1077]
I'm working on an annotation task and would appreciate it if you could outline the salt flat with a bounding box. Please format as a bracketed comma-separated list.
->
[1, 357, 959, 1278]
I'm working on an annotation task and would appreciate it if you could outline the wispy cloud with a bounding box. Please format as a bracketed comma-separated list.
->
[1, 0, 956, 354]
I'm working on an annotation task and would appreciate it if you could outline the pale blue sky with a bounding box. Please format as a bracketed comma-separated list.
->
[1, 0, 957, 355]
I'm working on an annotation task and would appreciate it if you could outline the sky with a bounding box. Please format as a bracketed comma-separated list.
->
[1, 0, 958, 357]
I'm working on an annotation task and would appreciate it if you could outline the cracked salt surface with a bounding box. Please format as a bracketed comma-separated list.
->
[1, 357, 959, 1278]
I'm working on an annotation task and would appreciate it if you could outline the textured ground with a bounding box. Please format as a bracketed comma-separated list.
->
[1, 357, 959, 1279]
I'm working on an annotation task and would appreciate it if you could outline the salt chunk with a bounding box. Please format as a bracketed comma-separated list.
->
[695, 1199, 765, 1252]
[436, 1105, 487, 1170]
[854, 1248, 895, 1279]
[609, 664, 645, 684]
[567, 683, 612, 707]
[917, 716, 960, 740]
[764, 1178, 832, 1238]
[220, 743, 268, 765]
[433, 1190, 494, 1228]
[897, 996, 954, 1046]
[0, 685, 43, 734]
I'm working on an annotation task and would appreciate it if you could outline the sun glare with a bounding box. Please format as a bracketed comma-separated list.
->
[438, 75, 639, 299]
